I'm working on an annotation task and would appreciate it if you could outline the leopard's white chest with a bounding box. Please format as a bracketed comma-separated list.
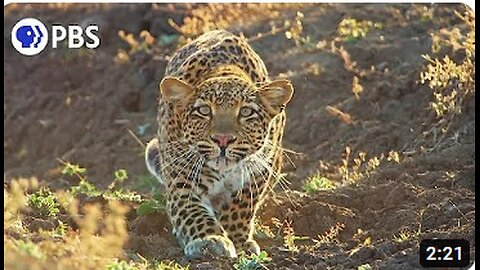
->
[206, 162, 250, 208]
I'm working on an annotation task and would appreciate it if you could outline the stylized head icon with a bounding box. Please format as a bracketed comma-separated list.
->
[16, 25, 37, 48]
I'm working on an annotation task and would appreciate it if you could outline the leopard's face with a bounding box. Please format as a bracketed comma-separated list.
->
[160, 76, 293, 170]
[184, 78, 269, 167]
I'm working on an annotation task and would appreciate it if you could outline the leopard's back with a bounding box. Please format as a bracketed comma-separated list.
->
[165, 30, 269, 86]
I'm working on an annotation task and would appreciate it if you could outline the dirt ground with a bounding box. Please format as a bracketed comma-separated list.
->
[4, 3, 475, 269]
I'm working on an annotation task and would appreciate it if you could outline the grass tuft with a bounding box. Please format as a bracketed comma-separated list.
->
[302, 174, 336, 193]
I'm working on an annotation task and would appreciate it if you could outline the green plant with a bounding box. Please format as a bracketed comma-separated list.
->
[16, 240, 45, 260]
[4, 173, 158, 269]
[61, 162, 86, 176]
[70, 178, 102, 197]
[132, 174, 159, 193]
[63, 162, 143, 203]
[358, 263, 372, 270]
[234, 251, 272, 270]
[109, 169, 129, 190]
[302, 174, 336, 193]
[28, 187, 60, 217]
[337, 17, 382, 42]
[103, 189, 143, 203]
[5, 177, 139, 269]
[107, 259, 138, 270]
[114, 169, 128, 182]
[136, 191, 166, 216]
[104, 169, 143, 203]
[61, 161, 102, 197]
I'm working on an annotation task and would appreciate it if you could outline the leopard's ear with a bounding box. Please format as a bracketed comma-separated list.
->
[159, 77, 194, 103]
[259, 79, 294, 115]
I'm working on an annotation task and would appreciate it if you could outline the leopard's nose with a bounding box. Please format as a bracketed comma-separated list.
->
[211, 133, 237, 148]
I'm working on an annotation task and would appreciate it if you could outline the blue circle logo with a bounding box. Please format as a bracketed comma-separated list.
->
[11, 18, 49, 56]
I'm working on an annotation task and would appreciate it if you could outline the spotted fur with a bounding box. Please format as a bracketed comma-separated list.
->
[145, 30, 294, 258]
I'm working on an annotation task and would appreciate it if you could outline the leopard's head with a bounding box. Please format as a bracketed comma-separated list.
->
[155, 74, 293, 170]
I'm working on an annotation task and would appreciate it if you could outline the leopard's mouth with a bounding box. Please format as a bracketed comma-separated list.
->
[196, 141, 250, 164]
[206, 154, 241, 170]
[209, 153, 236, 162]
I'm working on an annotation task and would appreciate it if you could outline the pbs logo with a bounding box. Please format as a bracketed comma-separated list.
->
[11, 18, 48, 56]
[11, 18, 100, 56]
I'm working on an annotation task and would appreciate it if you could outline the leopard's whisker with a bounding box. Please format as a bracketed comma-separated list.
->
[250, 153, 298, 208]
[249, 153, 291, 197]
[156, 148, 192, 178]
[257, 152, 291, 190]
[164, 150, 197, 201]
[247, 157, 276, 198]
[188, 155, 205, 203]
[244, 161, 264, 213]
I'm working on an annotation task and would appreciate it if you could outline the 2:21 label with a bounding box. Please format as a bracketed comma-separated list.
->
[420, 239, 470, 268]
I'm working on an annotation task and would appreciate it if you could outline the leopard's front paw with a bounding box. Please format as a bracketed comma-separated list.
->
[242, 239, 260, 255]
[184, 235, 237, 259]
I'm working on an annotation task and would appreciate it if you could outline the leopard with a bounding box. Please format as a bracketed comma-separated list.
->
[145, 30, 294, 259]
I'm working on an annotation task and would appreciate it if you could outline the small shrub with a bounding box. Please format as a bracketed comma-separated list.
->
[137, 191, 166, 216]
[107, 259, 139, 270]
[337, 17, 383, 42]
[70, 178, 102, 197]
[104, 189, 143, 203]
[234, 251, 272, 270]
[420, 9, 474, 118]
[114, 169, 129, 183]
[64, 163, 143, 203]
[61, 162, 86, 176]
[283, 220, 309, 253]
[302, 174, 336, 193]
[28, 187, 60, 217]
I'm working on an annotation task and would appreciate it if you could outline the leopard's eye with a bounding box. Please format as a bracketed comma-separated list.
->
[197, 105, 211, 116]
[239, 107, 254, 117]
